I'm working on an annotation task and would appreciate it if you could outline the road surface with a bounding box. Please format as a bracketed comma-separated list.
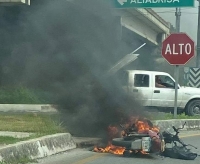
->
[35, 131, 200, 164]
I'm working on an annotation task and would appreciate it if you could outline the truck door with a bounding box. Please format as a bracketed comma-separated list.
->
[131, 73, 153, 106]
[152, 74, 183, 107]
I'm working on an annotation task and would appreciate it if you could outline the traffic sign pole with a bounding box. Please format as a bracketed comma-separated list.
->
[174, 65, 179, 118]
[174, 7, 181, 119]
[196, 0, 200, 67]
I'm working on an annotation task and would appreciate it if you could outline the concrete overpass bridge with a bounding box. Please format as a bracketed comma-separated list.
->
[113, 8, 171, 46]
[112, 7, 172, 70]
[121, 9, 170, 45]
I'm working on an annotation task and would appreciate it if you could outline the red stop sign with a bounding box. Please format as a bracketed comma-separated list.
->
[161, 33, 195, 65]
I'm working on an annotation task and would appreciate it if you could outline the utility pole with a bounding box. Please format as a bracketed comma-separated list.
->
[174, 7, 181, 119]
[175, 8, 181, 33]
[196, 0, 200, 67]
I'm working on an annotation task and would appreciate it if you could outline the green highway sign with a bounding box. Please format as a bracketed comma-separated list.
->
[113, 0, 195, 8]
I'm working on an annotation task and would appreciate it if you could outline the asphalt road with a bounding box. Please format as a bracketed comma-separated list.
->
[35, 132, 200, 164]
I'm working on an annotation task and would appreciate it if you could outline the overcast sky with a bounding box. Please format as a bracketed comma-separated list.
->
[154, 1, 198, 43]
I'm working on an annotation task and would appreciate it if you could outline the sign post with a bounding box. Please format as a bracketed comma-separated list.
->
[174, 65, 179, 118]
[174, 7, 181, 119]
[162, 33, 195, 118]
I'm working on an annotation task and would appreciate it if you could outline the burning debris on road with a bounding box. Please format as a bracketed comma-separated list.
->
[93, 117, 163, 155]
[94, 119, 198, 161]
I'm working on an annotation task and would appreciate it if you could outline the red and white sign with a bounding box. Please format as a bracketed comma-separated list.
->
[161, 33, 195, 65]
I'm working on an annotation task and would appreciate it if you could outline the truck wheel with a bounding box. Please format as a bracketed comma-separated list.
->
[186, 100, 200, 116]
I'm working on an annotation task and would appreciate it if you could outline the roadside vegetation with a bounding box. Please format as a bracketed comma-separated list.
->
[0, 85, 65, 145]
[0, 113, 65, 145]
[0, 113, 65, 164]
[0, 86, 50, 104]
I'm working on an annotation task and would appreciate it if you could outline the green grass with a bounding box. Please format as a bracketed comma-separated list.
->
[0, 113, 65, 163]
[0, 113, 66, 145]
[0, 113, 65, 134]
[0, 86, 50, 104]
[0, 136, 22, 145]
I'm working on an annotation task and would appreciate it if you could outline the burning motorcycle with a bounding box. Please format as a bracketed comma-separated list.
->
[111, 120, 197, 159]
[111, 118, 165, 156]
[94, 118, 198, 160]
[161, 122, 198, 160]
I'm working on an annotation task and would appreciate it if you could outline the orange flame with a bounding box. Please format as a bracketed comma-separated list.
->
[136, 120, 159, 133]
[94, 142, 125, 155]
[93, 117, 160, 155]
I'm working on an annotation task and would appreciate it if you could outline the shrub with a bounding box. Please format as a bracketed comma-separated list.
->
[0, 86, 49, 104]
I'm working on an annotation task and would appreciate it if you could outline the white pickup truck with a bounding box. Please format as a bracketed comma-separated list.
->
[118, 70, 200, 116]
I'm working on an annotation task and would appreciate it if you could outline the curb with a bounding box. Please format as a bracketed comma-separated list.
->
[0, 133, 76, 163]
[153, 119, 200, 131]
[0, 104, 58, 113]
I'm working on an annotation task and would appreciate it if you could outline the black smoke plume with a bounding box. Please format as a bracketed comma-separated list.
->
[1, 0, 148, 137]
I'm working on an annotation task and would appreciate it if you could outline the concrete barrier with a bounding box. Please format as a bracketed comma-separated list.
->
[0, 133, 76, 163]
[0, 104, 58, 113]
[153, 119, 200, 131]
